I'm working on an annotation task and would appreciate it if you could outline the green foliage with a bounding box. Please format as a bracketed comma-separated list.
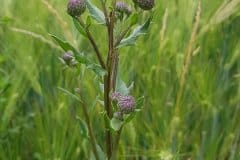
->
[86, 0, 106, 24]
[118, 16, 152, 47]
[1, 0, 240, 159]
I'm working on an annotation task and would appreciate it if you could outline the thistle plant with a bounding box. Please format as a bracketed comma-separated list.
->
[51, 0, 154, 159]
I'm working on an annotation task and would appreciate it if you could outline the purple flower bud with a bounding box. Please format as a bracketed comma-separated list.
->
[116, 1, 132, 15]
[62, 52, 73, 65]
[133, 0, 155, 10]
[111, 92, 122, 102]
[118, 95, 136, 114]
[67, 0, 86, 17]
[113, 112, 123, 121]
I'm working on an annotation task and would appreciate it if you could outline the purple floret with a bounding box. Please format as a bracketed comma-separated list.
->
[118, 95, 136, 114]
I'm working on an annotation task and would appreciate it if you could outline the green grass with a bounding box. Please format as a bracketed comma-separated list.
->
[1, 0, 240, 159]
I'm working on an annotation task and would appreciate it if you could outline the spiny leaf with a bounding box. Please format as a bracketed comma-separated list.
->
[116, 77, 134, 95]
[72, 18, 87, 37]
[50, 34, 78, 53]
[118, 17, 152, 48]
[86, 0, 106, 24]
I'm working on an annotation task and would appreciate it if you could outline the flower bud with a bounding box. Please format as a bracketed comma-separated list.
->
[118, 95, 136, 114]
[67, 0, 86, 17]
[113, 112, 123, 121]
[116, 1, 132, 15]
[133, 0, 155, 10]
[62, 52, 73, 65]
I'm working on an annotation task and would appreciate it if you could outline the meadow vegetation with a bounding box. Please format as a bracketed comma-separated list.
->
[1, 0, 240, 159]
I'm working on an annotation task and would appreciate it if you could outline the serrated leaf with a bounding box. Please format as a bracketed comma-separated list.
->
[110, 118, 123, 131]
[118, 17, 152, 48]
[86, 0, 106, 24]
[73, 18, 87, 37]
[50, 34, 78, 53]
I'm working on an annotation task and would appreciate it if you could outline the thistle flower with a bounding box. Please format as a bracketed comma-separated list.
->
[133, 0, 155, 10]
[116, 1, 132, 15]
[113, 112, 124, 121]
[67, 0, 86, 17]
[118, 95, 136, 114]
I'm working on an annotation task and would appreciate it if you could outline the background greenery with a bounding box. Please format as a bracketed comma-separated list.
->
[1, 0, 240, 159]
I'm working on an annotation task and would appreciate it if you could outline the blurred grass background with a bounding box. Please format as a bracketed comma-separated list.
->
[1, 0, 240, 159]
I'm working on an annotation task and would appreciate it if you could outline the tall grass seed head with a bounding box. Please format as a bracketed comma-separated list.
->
[67, 0, 86, 17]
[133, 0, 155, 10]
[118, 95, 136, 114]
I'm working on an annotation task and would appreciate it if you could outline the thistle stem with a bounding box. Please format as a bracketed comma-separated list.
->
[79, 98, 100, 160]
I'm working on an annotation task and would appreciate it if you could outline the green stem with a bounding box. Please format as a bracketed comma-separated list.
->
[78, 17, 106, 69]
[111, 128, 122, 160]
[80, 98, 100, 160]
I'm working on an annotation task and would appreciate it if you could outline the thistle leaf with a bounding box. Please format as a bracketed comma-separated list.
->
[86, 0, 106, 24]
[72, 18, 87, 37]
[50, 34, 78, 53]
[118, 17, 152, 47]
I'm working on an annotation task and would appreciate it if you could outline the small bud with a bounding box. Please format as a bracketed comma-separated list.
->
[118, 95, 136, 114]
[67, 0, 86, 17]
[113, 112, 123, 121]
[116, 1, 132, 15]
[62, 52, 73, 65]
[133, 0, 155, 10]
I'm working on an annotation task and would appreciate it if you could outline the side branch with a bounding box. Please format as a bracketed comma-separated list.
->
[78, 17, 106, 69]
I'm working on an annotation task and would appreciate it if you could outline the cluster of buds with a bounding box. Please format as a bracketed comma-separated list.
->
[67, 0, 86, 17]
[67, 0, 154, 18]
[111, 92, 136, 120]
